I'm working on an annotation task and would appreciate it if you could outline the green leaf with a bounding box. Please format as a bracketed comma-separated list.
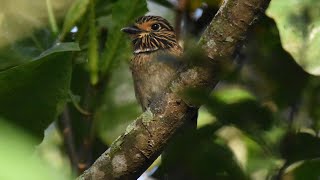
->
[61, 0, 91, 39]
[0, 29, 56, 71]
[35, 42, 80, 60]
[267, 0, 320, 75]
[213, 87, 256, 104]
[0, 118, 70, 180]
[285, 159, 320, 180]
[100, 0, 148, 74]
[0, 43, 79, 139]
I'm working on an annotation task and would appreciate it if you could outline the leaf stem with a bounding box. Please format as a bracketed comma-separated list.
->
[46, 0, 59, 35]
[68, 91, 92, 116]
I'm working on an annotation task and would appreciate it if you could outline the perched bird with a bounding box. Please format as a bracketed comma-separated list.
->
[122, 16, 198, 179]
[121, 15, 183, 110]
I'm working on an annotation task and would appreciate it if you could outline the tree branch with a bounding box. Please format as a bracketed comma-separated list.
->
[77, 0, 271, 179]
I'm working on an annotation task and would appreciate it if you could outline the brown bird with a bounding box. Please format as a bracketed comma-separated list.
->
[122, 15, 183, 111]
[122, 16, 198, 179]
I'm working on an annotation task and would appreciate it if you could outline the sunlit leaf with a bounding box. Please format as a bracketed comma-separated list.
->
[0, 43, 79, 139]
[267, 0, 320, 75]
[213, 87, 256, 104]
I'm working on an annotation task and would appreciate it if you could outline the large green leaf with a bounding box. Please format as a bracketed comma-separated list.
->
[100, 0, 148, 74]
[0, 43, 80, 139]
[266, 0, 320, 75]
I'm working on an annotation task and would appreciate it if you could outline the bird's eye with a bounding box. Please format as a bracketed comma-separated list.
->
[151, 24, 161, 31]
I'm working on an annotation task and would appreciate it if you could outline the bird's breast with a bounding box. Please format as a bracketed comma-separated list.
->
[130, 48, 181, 109]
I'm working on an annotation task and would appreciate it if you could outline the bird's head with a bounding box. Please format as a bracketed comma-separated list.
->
[121, 16, 178, 54]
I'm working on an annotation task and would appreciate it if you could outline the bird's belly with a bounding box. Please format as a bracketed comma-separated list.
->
[132, 59, 177, 110]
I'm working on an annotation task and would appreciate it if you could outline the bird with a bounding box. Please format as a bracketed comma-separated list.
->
[121, 15, 183, 111]
[122, 16, 199, 179]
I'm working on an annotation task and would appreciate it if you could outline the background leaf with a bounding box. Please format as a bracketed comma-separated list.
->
[280, 132, 320, 164]
[0, 117, 71, 180]
[0, 43, 79, 139]
[267, 0, 320, 75]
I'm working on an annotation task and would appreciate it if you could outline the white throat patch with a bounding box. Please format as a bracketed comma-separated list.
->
[134, 47, 159, 54]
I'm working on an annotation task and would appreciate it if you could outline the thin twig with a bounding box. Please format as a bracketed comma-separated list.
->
[58, 106, 80, 173]
[68, 91, 92, 116]
[174, 0, 187, 39]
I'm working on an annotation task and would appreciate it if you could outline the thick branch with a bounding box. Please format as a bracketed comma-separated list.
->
[78, 0, 271, 179]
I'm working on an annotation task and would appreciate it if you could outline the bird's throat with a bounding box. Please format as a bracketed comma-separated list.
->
[133, 47, 160, 54]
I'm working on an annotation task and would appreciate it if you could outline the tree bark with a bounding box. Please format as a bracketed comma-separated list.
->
[77, 0, 271, 179]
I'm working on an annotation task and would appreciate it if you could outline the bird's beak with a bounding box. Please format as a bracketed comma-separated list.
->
[121, 25, 142, 34]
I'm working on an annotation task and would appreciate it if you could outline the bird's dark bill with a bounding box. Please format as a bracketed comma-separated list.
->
[121, 26, 142, 34]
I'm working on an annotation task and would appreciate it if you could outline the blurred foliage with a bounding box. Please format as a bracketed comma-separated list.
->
[0, 117, 70, 180]
[0, 0, 320, 179]
[60, 0, 90, 39]
[267, 0, 320, 76]
[155, 125, 248, 180]
[283, 158, 320, 180]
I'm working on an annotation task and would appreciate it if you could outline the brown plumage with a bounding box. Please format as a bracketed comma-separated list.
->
[123, 17, 197, 178]
[122, 15, 183, 110]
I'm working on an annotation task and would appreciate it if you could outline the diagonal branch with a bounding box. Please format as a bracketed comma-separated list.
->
[77, 0, 271, 179]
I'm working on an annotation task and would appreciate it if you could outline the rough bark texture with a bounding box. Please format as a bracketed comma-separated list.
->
[77, 0, 271, 179]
